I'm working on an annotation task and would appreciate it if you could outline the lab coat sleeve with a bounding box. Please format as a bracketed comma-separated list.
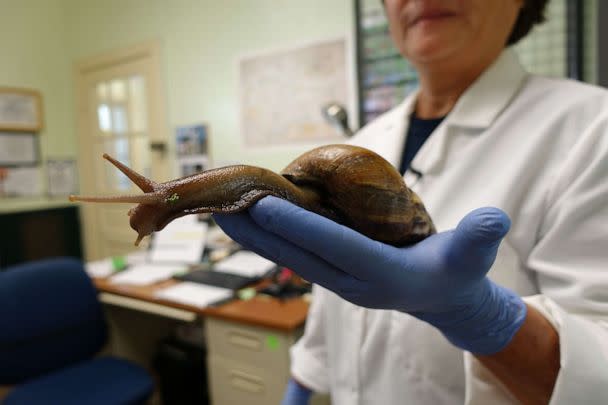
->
[289, 285, 331, 393]
[465, 113, 608, 404]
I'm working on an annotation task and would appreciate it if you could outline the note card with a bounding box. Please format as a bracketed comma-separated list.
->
[213, 250, 276, 277]
[85, 258, 115, 278]
[149, 216, 208, 264]
[110, 264, 187, 286]
[155, 282, 233, 308]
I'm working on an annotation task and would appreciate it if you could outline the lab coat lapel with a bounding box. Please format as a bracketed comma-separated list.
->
[410, 49, 528, 176]
[359, 93, 417, 168]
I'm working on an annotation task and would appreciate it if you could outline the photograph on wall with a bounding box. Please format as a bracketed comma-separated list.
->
[239, 38, 351, 147]
[176, 124, 208, 157]
[175, 123, 210, 177]
[179, 155, 209, 177]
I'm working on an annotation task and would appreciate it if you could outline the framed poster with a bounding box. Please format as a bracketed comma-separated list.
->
[0, 88, 44, 132]
[0, 132, 39, 166]
[0, 166, 42, 197]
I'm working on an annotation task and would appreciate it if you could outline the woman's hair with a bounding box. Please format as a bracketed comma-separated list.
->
[507, 0, 551, 46]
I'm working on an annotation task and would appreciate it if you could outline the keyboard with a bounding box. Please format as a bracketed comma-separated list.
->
[175, 270, 259, 290]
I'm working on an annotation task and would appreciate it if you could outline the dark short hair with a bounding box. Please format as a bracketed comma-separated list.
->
[507, 0, 550, 45]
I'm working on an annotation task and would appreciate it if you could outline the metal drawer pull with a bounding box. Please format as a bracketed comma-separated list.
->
[230, 369, 265, 393]
[228, 331, 262, 350]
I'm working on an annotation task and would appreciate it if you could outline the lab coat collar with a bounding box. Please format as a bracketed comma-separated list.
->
[353, 49, 528, 171]
[408, 49, 528, 176]
[350, 95, 416, 167]
[445, 48, 528, 129]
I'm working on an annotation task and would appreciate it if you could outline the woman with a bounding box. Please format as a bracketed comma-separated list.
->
[215, 0, 608, 403]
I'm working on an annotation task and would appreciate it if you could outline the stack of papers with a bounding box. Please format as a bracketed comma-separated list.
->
[85, 251, 150, 279]
[110, 264, 188, 286]
[149, 216, 208, 264]
[85, 259, 115, 278]
[214, 251, 276, 277]
[155, 282, 233, 308]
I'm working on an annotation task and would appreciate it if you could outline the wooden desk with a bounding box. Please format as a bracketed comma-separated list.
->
[93, 277, 309, 330]
[92, 276, 309, 405]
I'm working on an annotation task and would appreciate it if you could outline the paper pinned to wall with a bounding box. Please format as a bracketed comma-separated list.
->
[214, 250, 277, 277]
[0, 167, 41, 197]
[47, 159, 78, 196]
[239, 38, 350, 147]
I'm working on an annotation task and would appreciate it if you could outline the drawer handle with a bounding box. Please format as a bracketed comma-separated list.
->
[230, 369, 265, 393]
[228, 331, 262, 350]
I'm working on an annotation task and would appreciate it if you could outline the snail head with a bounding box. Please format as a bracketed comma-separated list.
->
[69, 154, 169, 246]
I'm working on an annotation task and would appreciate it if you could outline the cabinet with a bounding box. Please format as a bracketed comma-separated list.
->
[205, 317, 303, 404]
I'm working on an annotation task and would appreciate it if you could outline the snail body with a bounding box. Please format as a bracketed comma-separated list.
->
[70, 144, 435, 246]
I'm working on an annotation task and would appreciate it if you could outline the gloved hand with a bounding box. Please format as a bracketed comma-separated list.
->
[214, 196, 527, 354]
[281, 378, 312, 405]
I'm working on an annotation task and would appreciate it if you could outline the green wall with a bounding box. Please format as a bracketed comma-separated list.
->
[64, 0, 354, 170]
[1, 0, 353, 212]
[0, 0, 76, 212]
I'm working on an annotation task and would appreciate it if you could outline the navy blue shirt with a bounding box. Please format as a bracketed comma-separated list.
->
[399, 114, 445, 175]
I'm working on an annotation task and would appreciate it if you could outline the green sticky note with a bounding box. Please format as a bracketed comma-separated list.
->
[237, 288, 256, 301]
[266, 335, 280, 351]
[111, 256, 127, 271]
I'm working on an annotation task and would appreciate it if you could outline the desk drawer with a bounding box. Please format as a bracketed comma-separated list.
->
[206, 318, 294, 370]
[208, 354, 288, 405]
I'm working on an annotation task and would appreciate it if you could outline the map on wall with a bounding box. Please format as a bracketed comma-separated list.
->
[240, 38, 349, 147]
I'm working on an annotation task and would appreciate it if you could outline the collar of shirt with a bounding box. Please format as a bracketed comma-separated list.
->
[349, 49, 529, 170]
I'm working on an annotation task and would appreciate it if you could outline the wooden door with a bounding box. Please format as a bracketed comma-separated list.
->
[75, 42, 168, 260]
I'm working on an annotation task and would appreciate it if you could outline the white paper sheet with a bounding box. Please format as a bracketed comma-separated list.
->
[1, 167, 41, 197]
[47, 159, 78, 196]
[85, 258, 115, 278]
[149, 216, 208, 264]
[155, 282, 233, 308]
[213, 250, 276, 277]
[110, 263, 188, 286]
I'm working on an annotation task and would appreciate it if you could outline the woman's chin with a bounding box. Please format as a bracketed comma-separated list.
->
[408, 47, 455, 66]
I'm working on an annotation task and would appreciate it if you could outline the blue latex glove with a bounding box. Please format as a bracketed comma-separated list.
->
[214, 196, 527, 354]
[281, 378, 312, 405]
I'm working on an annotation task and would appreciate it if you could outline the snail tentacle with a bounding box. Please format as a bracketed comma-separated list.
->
[103, 153, 158, 192]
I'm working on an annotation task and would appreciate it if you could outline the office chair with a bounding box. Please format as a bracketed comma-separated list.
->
[0, 257, 153, 404]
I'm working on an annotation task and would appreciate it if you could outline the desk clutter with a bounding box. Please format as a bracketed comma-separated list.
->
[86, 215, 311, 308]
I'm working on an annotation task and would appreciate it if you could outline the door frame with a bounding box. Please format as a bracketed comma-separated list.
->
[74, 40, 168, 260]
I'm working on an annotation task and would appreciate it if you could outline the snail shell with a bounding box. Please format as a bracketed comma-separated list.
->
[70, 144, 435, 246]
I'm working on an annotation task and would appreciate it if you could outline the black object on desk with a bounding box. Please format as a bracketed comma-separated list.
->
[174, 270, 260, 290]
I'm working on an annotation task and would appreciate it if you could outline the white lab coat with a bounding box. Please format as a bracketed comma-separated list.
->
[289, 49, 608, 404]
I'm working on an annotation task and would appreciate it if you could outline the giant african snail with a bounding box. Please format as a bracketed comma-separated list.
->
[70, 144, 436, 247]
